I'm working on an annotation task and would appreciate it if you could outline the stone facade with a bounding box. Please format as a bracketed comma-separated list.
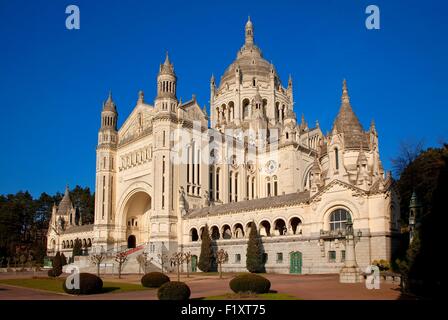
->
[48, 18, 400, 274]
[46, 186, 94, 258]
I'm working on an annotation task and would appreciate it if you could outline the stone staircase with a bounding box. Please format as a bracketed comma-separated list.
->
[63, 243, 162, 275]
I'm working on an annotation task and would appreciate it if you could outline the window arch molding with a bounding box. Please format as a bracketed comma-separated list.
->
[328, 208, 351, 231]
[320, 202, 359, 231]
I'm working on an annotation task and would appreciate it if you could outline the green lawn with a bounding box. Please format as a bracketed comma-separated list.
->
[0, 278, 151, 294]
[203, 292, 300, 300]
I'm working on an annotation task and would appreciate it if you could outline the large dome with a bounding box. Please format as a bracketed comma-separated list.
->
[218, 18, 279, 89]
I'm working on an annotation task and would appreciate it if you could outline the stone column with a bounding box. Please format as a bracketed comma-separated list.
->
[339, 218, 362, 283]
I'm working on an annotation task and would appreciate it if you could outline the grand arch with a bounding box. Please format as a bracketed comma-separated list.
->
[115, 182, 153, 247]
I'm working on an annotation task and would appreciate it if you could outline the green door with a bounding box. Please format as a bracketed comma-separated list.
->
[290, 251, 302, 274]
[191, 255, 198, 272]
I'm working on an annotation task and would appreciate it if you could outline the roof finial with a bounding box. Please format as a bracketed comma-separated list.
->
[138, 90, 144, 103]
[164, 51, 171, 65]
[245, 16, 254, 46]
[342, 79, 350, 104]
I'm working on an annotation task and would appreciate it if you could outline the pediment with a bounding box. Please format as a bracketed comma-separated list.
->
[311, 179, 366, 202]
[180, 100, 208, 123]
[118, 104, 154, 140]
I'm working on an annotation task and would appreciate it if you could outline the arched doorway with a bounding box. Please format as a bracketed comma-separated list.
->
[123, 191, 152, 247]
[127, 235, 136, 248]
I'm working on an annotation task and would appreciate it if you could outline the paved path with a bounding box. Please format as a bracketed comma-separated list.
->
[0, 272, 406, 300]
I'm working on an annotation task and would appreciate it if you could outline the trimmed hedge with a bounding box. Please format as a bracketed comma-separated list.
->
[141, 272, 170, 288]
[62, 273, 103, 295]
[229, 274, 271, 294]
[157, 281, 191, 300]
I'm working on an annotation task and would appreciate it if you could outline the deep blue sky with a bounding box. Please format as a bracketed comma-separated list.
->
[0, 0, 447, 197]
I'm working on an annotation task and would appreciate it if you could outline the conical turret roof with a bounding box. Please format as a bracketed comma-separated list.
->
[331, 80, 369, 149]
[57, 185, 73, 215]
[103, 91, 117, 112]
[159, 52, 175, 76]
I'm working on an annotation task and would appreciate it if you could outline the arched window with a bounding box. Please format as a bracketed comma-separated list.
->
[190, 228, 199, 242]
[229, 171, 233, 202]
[251, 177, 255, 199]
[242, 99, 250, 119]
[235, 173, 238, 202]
[222, 225, 232, 239]
[334, 148, 339, 170]
[228, 101, 235, 120]
[275, 102, 280, 121]
[233, 223, 245, 238]
[216, 168, 220, 200]
[246, 176, 250, 199]
[266, 177, 271, 197]
[274, 218, 287, 236]
[211, 226, 220, 240]
[273, 176, 278, 196]
[329, 209, 350, 231]
[289, 217, 302, 235]
[259, 220, 271, 237]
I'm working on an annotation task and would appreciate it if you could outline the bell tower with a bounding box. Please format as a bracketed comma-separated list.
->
[155, 52, 178, 113]
[94, 92, 118, 250]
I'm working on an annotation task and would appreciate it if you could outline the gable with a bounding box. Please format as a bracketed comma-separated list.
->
[118, 104, 155, 140]
[180, 101, 208, 124]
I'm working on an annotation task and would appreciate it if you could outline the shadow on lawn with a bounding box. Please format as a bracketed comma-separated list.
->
[101, 287, 121, 293]
[191, 289, 279, 300]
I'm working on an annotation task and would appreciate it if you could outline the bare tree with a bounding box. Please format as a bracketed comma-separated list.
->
[90, 253, 106, 277]
[170, 252, 185, 282]
[136, 253, 153, 274]
[115, 252, 128, 279]
[157, 253, 169, 273]
[215, 249, 228, 279]
[391, 140, 425, 178]
[183, 252, 192, 278]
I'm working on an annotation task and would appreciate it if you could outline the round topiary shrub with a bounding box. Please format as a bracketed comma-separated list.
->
[141, 272, 170, 288]
[62, 272, 103, 295]
[157, 281, 191, 300]
[229, 273, 271, 294]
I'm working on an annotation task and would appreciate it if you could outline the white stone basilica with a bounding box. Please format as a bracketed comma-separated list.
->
[47, 18, 400, 274]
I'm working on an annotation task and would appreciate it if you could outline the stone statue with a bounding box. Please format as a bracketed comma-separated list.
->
[203, 190, 210, 207]
[179, 186, 185, 201]
[179, 186, 188, 214]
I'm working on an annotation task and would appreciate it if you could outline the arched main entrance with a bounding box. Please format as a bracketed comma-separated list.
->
[123, 191, 152, 247]
[127, 235, 136, 248]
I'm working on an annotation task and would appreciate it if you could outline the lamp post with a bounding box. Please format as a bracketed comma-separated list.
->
[339, 215, 362, 283]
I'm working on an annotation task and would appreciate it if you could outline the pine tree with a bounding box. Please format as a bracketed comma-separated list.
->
[198, 225, 213, 272]
[246, 221, 264, 273]
[72, 238, 83, 257]
[52, 251, 63, 276]
[60, 252, 67, 266]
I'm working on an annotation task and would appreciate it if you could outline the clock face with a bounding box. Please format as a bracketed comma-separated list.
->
[265, 160, 278, 174]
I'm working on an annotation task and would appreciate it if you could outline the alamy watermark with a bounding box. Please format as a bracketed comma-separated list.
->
[365, 265, 381, 289]
[65, 5, 80, 30]
[365, 5, 380, 30]
[65, 265, 80, 290]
